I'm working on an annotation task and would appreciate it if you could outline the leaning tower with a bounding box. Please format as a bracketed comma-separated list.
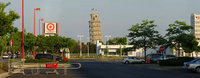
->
[89, 12, 103, 44]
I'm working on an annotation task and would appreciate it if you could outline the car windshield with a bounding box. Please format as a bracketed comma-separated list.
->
[3, 54, 8, 56]
[191, 58, 200, 63]
[151, 54, 162, 58]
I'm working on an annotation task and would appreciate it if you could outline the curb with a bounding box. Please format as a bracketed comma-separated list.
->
[162, 66, 182, 71]
[0, 72, 9, 78]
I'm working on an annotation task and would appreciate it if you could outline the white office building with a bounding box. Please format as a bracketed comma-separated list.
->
[191, 14, 200, 42]
[191, 13, 200, 57]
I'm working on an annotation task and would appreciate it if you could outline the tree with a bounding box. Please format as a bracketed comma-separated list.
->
[128, 20, 162, 62]
[107, 37, 127, 45]
[104, 46, 109, 56]
[9, 29, 22, 54]
[73, 41, 88, 55]
[165, 20, 194, 57]
[0, 2, 20, 36]
[178, 33, 200, 56]
[88, 43, 96, 53]
[0, 35, 9, 54]
[24, 33, 36, 54]
[36, 35, 48, 53]
[62, 37, 76, 53]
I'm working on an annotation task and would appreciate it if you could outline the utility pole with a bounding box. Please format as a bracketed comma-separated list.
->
[104, 35, 111, 45]
[104, 35, 111, 56]
[87, 37, 90, 57]
[77, 35, 84, 56]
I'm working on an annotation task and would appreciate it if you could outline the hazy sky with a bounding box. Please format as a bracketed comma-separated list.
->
[2, 0, 200, 43]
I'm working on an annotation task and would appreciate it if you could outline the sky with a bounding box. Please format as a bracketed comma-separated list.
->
[1, 0, 200, 43]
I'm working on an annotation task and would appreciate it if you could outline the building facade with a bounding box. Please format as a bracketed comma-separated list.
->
[191, 14, 200, 42]
[191, 14, 200, 57]
[89, 13, 103, 44]
[96, 40, 172, 57]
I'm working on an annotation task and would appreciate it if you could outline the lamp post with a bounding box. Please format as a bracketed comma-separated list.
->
[39, 18, 44, 35]
[34, 46, 38, 58]
[104, 35, 111, 45]
[34, 8, 40, 35]
[126, 34, 128, 45]
[22, 0, 24, 59]
[77, 35, 84, 56]
[87, 37, 90, 57]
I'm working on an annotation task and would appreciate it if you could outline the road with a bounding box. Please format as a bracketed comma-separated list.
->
[6, 61, 200, 78]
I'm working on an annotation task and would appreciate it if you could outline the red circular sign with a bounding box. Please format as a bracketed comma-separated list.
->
[160, 46, 165, 51]
[46, 23, 55, 31]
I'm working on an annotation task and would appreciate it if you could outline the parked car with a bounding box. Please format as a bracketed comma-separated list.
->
[158, 54, 177, 60]
[146, 54, 163, 63]
[183, 58, 200, 73]
[10, 54, 17, 59]
[122, 56, 146, 64]
[56, 56, 62, 61]
[2, 54, 9, 59]
[35, 54, 53, 59]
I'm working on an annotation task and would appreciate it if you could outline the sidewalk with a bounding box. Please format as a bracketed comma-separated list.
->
[0, 72, 9, 78]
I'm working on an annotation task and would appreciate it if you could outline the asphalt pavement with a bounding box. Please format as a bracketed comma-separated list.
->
[6, 61, 200, 78]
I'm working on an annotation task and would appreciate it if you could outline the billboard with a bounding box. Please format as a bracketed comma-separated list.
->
[43, 22, 59, 35]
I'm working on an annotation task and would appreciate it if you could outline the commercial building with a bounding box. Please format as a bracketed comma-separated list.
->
[191, 14, 200, 57]
[191, 14, 200, 42]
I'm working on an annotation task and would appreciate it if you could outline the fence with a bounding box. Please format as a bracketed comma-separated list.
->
[70, 53, 97, 57]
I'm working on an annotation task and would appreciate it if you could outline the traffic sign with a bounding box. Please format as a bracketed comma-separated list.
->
[159, 46, 165, 51]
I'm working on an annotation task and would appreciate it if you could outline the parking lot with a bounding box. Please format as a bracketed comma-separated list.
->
[6, 59, 200, 78]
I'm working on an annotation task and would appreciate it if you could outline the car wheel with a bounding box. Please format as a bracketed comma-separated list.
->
[124, 61, 129, 64]
[141, 61, 145, 64]
[195, 67, 200, 73]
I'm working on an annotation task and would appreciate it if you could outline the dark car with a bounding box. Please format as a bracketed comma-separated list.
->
[35, 54, 53, 59]
[56, 56, 62, 61]
[147, 54, 163, 63]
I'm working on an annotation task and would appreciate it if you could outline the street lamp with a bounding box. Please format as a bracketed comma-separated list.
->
[104, 35, 111, 45]
[34, 46, 38, 58]
[77, 35, 84, 56]
[34, 8, 40, 35]
[126, 34, 129, 45]
[39, 18, 44, 35]
[22, 0, 24, 59]
[87, 37, 90, 57]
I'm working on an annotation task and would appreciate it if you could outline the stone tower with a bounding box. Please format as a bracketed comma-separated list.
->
[89, 13, 103, 44]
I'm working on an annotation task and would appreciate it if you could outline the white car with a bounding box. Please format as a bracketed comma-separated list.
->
[122, 57, 145, 64]
[158, 55, 177, 60]
[183, 58, 200, 73]
[2, 54, 9, 59]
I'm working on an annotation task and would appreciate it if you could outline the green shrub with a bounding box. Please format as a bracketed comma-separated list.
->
[9, 59, 21, 63]
[25, 56, 34, 60]
[59, 60, 69, 63]
[159, 57, 195, 66]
